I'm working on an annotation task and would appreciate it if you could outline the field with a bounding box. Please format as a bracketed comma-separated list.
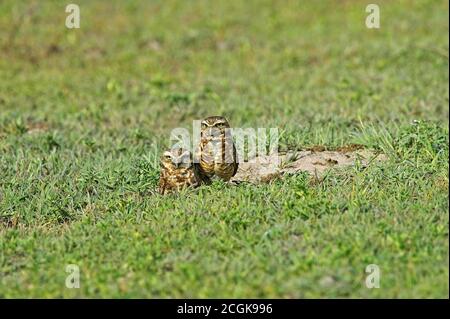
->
[0, 0, 448, 298]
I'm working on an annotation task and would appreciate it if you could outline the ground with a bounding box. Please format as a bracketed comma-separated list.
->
[0, 0, 448, 298]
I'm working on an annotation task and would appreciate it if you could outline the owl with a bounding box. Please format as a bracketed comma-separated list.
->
[158, 147, 199, 195]
[194, 116, 238, 184]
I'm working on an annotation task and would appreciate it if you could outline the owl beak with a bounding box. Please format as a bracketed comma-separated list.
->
[205, 127, 222, 137]
[205, 127, 213, 136]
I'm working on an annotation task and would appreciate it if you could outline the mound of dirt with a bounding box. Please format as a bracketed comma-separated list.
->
[231, 148, 387, 184]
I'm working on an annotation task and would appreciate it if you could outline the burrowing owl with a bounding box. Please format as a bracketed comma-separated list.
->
[158, 148, 199, 195]
[194, 116, 238, 184]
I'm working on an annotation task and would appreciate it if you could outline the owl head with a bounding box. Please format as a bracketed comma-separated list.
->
[201, 116, 231, 136]
[161, 147, 193, 169]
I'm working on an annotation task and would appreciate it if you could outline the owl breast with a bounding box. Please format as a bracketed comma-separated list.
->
[198, 134, 238, 181]
[158, 164, 198, 195]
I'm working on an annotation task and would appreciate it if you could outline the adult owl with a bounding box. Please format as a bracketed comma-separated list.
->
[158, 147, 199, 195]
[194, 116, 238, 184]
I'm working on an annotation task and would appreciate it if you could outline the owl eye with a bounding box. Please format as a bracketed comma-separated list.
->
[201, 123, 208, 130]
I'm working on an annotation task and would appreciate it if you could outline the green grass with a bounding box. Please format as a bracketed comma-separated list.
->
[0, 0, 448, 298]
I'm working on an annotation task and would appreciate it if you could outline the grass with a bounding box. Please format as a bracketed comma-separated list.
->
[0, 0, 448, 298]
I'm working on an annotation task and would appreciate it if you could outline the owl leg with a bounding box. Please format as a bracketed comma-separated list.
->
[158, 178, 166, 195]
[193, 163, 212, 185]
[199, 173, 212, 185]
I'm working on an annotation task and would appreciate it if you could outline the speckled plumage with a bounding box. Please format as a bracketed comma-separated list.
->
[158, 148, 199, 195]
[194, 116, 238, 184]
